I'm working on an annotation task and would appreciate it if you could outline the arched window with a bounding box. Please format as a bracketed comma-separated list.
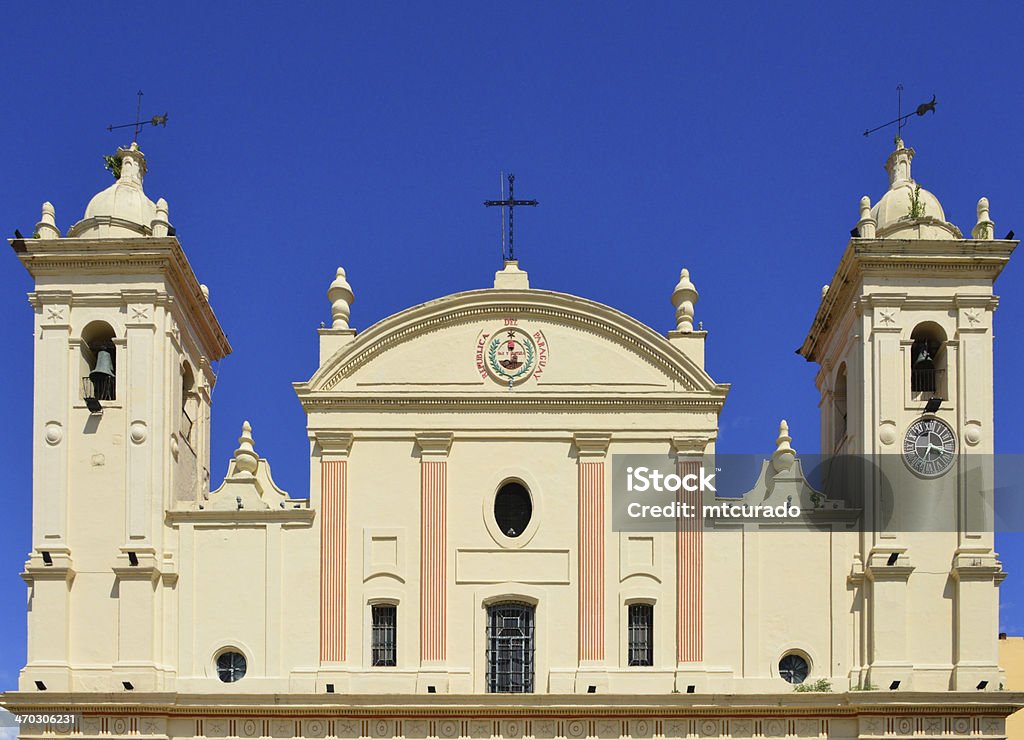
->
[494, 482, 532, 538]
[81, 321, 116, 404]
[486, 602, 534, 693]
[910, 322, 947, 398]
[833, 363, 848, 451]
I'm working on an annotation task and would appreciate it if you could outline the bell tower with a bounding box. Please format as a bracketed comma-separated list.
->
[800, 139, 1015, 692]
[12, 143, 231, 692]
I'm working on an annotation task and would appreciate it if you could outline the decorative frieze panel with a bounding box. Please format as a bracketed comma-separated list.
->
[7, 711, 1014, 740]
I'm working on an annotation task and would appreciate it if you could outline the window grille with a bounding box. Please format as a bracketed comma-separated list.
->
[628, 603, 654, 666]
[486, 602, 534, 693]
[216, 651, 247, 683]
[371, 604, 397, 667]
[779, 653, 809, 684]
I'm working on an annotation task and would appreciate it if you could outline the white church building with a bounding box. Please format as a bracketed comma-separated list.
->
[2, 139, 1022, 738]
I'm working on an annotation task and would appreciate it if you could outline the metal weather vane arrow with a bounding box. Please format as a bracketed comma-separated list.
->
[107, 90, 169, 142]
[863, 84, 936, 138]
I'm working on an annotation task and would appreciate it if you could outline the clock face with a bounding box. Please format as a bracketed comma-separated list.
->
[902, 417, 957, 477]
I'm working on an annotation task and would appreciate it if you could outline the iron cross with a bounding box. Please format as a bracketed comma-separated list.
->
[107, 90, 169, 142]
[484, 173, 538, 262]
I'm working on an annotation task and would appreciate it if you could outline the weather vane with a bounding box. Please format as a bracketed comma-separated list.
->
[863, 84, 936, 139]
[107, 90, 168, 143]
[484, 173, 538, 262]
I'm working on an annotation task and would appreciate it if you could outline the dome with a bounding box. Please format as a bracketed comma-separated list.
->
[67, 144, 159, 238]
[866, 140, 961, 240]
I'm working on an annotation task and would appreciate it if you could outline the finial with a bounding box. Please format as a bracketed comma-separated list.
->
[327, 267, 355, 330]
[857, 195, 876, 238]
[885, 141, 914, 189]
[972, 197, 994, 240]
[35, 201, 60, 238]
[232, 420, 258, 477]
[671, 268, 699, 333]
[771, 419, 796, 473]
[151, 197, 170, 237]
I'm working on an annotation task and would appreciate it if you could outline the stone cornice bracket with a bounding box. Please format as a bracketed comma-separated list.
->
[865, 548, 915, 581]
[951, 549, 1006, 584]
[112, 546, 172, 584]
[671, 434, 710, 460]
[314, 430, 354, 459]
[573, 432, 611, 459]
[21, 547, 74, 584]
[415, 431, 454, 459]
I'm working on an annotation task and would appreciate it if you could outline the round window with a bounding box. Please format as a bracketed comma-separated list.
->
[494, 482, 532, 538]
[216, 650, 247, 683]
[778, 653, 809, 684]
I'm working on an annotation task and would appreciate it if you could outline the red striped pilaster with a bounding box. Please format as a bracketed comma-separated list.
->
[320, 459, 347, 662]
[676, 457, 704, 663]
[415, 432, 453, 665]
[420, 460, 447, 662]
[574, 432, 611, 665]
[578, 460, 605, 662]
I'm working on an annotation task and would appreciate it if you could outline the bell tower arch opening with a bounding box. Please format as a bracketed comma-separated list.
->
[80, 320, 117, 402]
[909, 321, 947, 399]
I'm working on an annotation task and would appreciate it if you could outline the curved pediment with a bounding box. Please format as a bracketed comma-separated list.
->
[296, 289, 727, 408]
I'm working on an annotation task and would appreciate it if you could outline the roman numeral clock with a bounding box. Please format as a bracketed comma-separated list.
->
[902, 417, 957, 477]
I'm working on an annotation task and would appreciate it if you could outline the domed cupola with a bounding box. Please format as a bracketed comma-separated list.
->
[67, 143, 163, 238]
[864, 139, 962, 240]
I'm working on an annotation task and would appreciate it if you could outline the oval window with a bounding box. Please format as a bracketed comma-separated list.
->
[778, 653, 809, 684]
[216, 650, 247, 683]
[494, 482, 532, 538]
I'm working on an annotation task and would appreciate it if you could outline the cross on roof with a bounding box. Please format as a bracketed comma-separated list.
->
[484, 173, 538, 262]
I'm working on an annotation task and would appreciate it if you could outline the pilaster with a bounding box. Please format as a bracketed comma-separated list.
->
[415, 432, 453, 693]
[573, 432, 610, 692]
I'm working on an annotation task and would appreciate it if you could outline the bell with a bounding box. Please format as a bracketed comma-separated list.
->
[90, 346, 115, 400]
[912, 344, 934, 369]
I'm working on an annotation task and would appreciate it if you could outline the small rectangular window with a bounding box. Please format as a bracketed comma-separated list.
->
[371, 604, 397, 667]
[628, 603, 653, 666]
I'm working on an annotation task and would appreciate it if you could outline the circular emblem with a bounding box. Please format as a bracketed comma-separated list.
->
[902, 417, 956, 477]
[476, 324, 547, 386]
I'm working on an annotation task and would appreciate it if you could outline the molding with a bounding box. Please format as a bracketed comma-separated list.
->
[312, 431, 354, 457]
[11, 236, 231, 361]
[298, 395, 727, 413]
[573, 432, 611, 458]
[414, 432, 453, 457]
[302, 289, 725, 396]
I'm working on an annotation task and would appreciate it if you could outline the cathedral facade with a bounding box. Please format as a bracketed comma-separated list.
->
[2, 140, 1022, 738]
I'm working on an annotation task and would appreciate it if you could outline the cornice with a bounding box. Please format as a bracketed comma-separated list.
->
[800, 237, 1017, 363]
[297, 394, 728, 413]
[1, 692, 1021, 717]
[10, 237, 231, 361]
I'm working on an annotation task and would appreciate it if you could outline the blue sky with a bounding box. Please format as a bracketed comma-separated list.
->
[1, 3, 1022, 686]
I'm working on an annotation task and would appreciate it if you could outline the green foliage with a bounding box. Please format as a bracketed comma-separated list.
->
[850, 681, 879, 691]
[103, 154, 121, 180]
[908, 184, 925, 219]
[32, 229, 40, 239]
[793, 678, 832, 693]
